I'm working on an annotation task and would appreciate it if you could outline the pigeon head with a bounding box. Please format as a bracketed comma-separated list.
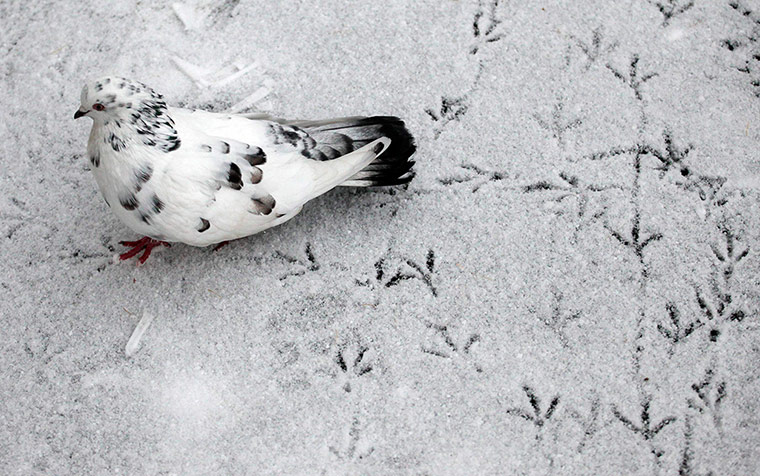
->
[74, 76, 164, 121]
[75, 77, 181, 153]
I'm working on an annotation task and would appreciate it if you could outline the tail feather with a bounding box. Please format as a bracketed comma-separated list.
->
[295, 116, 417, 187]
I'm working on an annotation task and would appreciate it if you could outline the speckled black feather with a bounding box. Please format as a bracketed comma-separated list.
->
[123, 80, 181, 153]
[227, 163, 243, 190]
[119, 193, 139, 210]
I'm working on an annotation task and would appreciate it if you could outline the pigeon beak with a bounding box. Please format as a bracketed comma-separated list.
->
[74, 108, 88, 119]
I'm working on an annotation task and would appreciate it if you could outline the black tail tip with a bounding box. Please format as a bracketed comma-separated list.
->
[358, 116, 416, 187]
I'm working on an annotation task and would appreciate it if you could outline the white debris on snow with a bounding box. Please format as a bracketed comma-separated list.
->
[125, 312, 157, 357]
[172, 3, 206, 31]
[172, 57, 274, 111]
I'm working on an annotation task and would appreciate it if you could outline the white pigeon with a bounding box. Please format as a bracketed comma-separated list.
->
[74, 77, 416, 264]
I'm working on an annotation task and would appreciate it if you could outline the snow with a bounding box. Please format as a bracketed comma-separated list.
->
[1, 1, 760, 475]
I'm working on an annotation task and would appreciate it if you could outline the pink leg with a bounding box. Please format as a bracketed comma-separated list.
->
[118, 237, 171, 264]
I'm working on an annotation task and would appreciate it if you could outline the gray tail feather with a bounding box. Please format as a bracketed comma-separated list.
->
[296, 116, 417, 187]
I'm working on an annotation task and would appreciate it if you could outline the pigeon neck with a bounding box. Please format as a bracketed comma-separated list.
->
[94, 106, 181, 154]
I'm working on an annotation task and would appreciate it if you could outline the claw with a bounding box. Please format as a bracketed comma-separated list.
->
[118, 237, 170, 264]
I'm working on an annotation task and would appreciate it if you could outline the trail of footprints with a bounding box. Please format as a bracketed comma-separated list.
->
[150, 2, 753, 472]
[319, 4, 753, 471]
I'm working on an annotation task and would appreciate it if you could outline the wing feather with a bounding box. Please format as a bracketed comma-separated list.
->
[168, 108, 393, 211]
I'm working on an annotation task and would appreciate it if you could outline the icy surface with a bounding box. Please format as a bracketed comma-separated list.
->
[1, 1, 760, 475]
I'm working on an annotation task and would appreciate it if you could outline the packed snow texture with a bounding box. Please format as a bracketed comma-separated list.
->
[1, 1, 760, 475]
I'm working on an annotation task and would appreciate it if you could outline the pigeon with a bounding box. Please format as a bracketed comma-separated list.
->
[74, 77, 416, 264]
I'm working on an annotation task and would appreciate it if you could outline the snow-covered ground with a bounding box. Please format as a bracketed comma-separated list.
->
[1, 1, 759, 474]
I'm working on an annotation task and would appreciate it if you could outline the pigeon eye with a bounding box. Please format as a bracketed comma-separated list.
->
[92, 103, 105, 111]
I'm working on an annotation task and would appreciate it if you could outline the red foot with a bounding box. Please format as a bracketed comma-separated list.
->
[212, 241, 230, 251]
[118, 237, 171, 264]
